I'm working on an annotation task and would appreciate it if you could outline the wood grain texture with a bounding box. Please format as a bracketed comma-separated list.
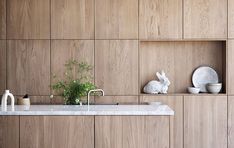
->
[184, 0, 227, 38]
[95, 0, 138, 39]
[95, 40, 138, 95]
[140, 95, 183, 148]
[228, 40, 234, 94]
[51, 0, 94, 39]
[0, 116, 19, 148]
[95, 116, 169, 148]
[20, 116, 94, 148]
[184, 96, 227, 148]
[229, 0, 234, 38]
[140, 41, 226, 93]
[51, 40, 94, 94]
[7, 40, 50, 95]
[7, 0, 50, 39]
[94, 96, 139, 104]
[228, 96, 234, 148]
[0, 40, 6, 93]
[139, 0, 182, 39]
[0, 0, 6, 39]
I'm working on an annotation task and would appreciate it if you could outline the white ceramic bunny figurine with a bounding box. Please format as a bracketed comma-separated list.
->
[143, 71, 170, 94]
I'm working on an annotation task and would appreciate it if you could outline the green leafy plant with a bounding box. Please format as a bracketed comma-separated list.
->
[51, 59, 96, 105]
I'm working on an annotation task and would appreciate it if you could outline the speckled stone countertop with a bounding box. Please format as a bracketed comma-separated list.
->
[0, 105, 174, 116]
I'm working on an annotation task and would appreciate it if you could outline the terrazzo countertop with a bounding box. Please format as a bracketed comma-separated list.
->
[0, 105, 174, 116]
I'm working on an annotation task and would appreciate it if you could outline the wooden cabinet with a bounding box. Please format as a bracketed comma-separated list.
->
[95, 40, 138, 95]
[20, 116, 94, 148]
[228, 96, 234, 148]
[7, 0, 50, 39]
[228, 40, 234, 94]
[184, 96, 227, 148]
[229, 0, 234, 38]
[7, 40, 50, 95]
[140, 96, 183, 148]
[51, 0, 94, 39]
[95, 116, 169, 148]
[95, 0, 138, 39]
[0, 116, 19, 148]
[184, 0, 227, 38]
[0, 40, 6, 93]
[0, 0, 6, 39]
[139, 0, 182, 39]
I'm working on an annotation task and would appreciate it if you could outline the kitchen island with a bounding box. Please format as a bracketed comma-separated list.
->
[0, 105, 174, 148]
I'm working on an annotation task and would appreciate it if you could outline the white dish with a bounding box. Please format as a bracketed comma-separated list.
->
[206, 83, 222, 94]
[187, 87, 200, 94]
[192, 66, 219, 92]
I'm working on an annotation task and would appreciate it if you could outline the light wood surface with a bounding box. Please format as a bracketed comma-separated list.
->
[228, 96, 234, 148]
[184, 96, 227, 148]
[140, 95, 183, 148]
[20, 116, 94, 148]
[140, 41, 225, 93]
[7, 0, 50, 39]
[0, 40, 6, 93]
[229, 0, 234, 38]
[95, 116, 169, 148]
[0, 116, 19, 148]
[95, 0, 138, 39]
[95, 40, 138, 95]
[94, 96, 139, 104]
[7, 40, 50, 95]
[0, 0, 6, 39]
[51, 0, 94, 39]
[139, 0, 182, 39]
[51, 40, 94, 93]
[228, 40, 234, 94]
[184, 0, 227, 38]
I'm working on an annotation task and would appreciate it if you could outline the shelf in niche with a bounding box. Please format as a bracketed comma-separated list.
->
[140, 93, 227, 97]
[139, 40, 227, 94]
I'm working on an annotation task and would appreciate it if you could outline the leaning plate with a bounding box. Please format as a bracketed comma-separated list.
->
[192, 66, 219, 92]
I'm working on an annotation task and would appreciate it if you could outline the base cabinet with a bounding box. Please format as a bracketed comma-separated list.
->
[20, 116, 94, 148]
[184, 96, 227, 148]
[95, 116, 170, 148]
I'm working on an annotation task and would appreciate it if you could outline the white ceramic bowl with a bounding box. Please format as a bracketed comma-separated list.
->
[206, 83, 222, 94]
[187, 87, 200, 94]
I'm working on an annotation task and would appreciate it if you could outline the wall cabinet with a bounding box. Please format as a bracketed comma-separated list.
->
[0, 0, 6, 39]
[228, 96, 234, 148]
[95, 116, 169, 148]
[184, 96, 227, 148]
[229, 0, 234, 38]
[20, 116, 94, 148]
[0, 116, 19, 148]
[184, 0, 227, 38]
[139, 0, 182, 39]
[140, 96, 183, 148]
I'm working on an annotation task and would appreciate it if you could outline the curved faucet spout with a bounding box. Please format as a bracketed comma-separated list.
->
[87, 89, 105, 109]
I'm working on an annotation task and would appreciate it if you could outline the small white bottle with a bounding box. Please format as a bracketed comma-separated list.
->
[1, 90, 15, 111]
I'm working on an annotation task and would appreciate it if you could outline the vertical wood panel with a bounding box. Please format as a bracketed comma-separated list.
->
[139, 0, 182, 39]
[95, 0, 138, 39]
[0, 0, 6, 39]
[0, 40, 6, 93]
[20, 116, 94, 148]
[228, 40, 234, 94]
[184, 96, 227, 148]
[95, 40, 138, 95]
[7, 0, 50, 39]
[7, 40, 50, 95]
[140, 96, 183, 148]
[51, 0, 94, 39]
[0, 116, 19, 148]
[229, 0, 234, 38]
[184, 0, 227, 38]
[95, 116, 169, 148]
[228, 96, 234, 148]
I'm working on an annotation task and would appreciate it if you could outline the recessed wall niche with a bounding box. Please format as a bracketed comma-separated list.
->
[140, 40, 226, 94]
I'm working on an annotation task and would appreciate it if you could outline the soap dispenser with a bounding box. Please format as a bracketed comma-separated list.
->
[1, 90, 15, 111]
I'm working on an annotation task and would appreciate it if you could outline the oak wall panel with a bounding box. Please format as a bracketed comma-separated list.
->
[184, 0, 227, 38]
[7, 40, 50, 95]
[95, 40, 138, 95]
[228, 0, 234, 38]
[0, 0, 6, 39]
[139, 0, 182, 39]
[7, 0, 50, 39]
[51, 0, 94, 39]
[0, 40, 6, 93]
[95, 0, 138, 39]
